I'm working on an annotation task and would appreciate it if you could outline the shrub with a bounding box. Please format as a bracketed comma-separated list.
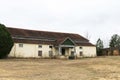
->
[0, 24, 14, 58]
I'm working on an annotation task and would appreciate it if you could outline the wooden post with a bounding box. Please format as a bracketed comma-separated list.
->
[74, 46, 76, 59]
[59, 46, 61, 56]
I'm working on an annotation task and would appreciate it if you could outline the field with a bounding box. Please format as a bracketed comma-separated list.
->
[0, 56, 120, 80]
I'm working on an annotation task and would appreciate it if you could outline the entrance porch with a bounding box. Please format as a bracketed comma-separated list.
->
[57, 45, 76, 59]
[55, 37, 76, 59]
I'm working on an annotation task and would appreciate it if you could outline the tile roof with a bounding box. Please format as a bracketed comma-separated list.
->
[7, 27, 95, 46]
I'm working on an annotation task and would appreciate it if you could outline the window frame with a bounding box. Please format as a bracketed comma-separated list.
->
[19, 43, 23, 47]
[38, 45, 42, 48]
[38, 51, 42, 56]
[49, 45, 53, 48]
[71, 51, 74, 56]
[79, 46, 83, 49]
[79, 51, 83, 56]
[49, 51, 53, 57]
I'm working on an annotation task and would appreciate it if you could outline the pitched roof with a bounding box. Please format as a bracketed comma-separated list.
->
[7, 27, 95, 46]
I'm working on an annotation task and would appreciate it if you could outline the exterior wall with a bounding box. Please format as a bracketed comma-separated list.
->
[9, 43, 54, 58]
[113, 50, 119, 55]
[102, 49, 120, 56]
[59, 46, 96, 58]
[82, 46, 96, 57]
[9, 43, 96, 58]
[75, 46, 83, 57]
[75, 46, 96, 57]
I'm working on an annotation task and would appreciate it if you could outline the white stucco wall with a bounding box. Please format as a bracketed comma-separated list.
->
[82, 46, 96, 57]
[9, 43, 96, 58]
[75, 46, 83, 57]
[9, 43, 54, 58]
[75, 46, 96, 57]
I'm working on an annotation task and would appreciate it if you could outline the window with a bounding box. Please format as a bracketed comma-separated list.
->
[19, 43, 23, 47]
[71, 51, 74, 56]
[49, 45, 53, 48]
[79, 46, 82, 49]
[80, 52, 83, 56]
[38, 51, 42, 56]
[49, 51, 53, 57]
[38, 45, 42, 48]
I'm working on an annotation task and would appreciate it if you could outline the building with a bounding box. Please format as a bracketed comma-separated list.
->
[7, 27, 96, 59]
[102, 47, 120, 56]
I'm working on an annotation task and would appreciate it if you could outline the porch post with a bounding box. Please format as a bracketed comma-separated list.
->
[58, 46, 61, 56]
[74, 46, 76, 59]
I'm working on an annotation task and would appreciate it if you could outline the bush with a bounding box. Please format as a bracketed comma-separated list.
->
[0, 24, 14, 58]
[69, 55, 75, 60]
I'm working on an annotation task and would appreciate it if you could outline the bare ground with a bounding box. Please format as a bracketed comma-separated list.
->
[0, 56, 120, 80]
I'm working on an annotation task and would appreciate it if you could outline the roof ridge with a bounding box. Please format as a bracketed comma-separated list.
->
[7, 27, 94, 46]
[7, 27, 78, 35]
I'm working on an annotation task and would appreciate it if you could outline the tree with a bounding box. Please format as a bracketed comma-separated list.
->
[85, 31, 91, 40]
[0, 24, 14, 58]
[96, 38, 104, 56]
[109, 34, 120, 48]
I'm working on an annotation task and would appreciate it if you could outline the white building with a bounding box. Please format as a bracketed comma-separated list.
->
[7, 27, 96, 59]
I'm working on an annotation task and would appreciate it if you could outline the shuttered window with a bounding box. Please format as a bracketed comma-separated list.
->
[49, 45, 53, 48]
[71, 51, 74, 56]
[38, 45, 42, 48]
[19, 44, 23, 47]
[80, 52, 83, 56]
[49, 51, 53, 57]
[79, 47, 82, 49]
[38, 51, 42, 56]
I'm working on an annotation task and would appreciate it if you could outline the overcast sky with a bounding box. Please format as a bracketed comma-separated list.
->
[0, 0, 120, 47]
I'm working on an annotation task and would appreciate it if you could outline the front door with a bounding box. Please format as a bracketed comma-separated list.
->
[62, 48, 65, 55]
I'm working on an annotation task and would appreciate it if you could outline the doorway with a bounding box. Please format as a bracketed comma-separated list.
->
[62, 48, 65, 55]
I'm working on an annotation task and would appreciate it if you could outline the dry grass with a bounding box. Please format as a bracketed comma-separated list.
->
[0, 56, 120, 80]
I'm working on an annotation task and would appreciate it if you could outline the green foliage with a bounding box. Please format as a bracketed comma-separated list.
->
[0, 24, 14, 58]
[109, 34, 120, 48]
[96, 38, 104, 56]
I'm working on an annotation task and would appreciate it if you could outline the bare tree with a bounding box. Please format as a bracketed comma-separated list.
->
[85, 31, 91, 40]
